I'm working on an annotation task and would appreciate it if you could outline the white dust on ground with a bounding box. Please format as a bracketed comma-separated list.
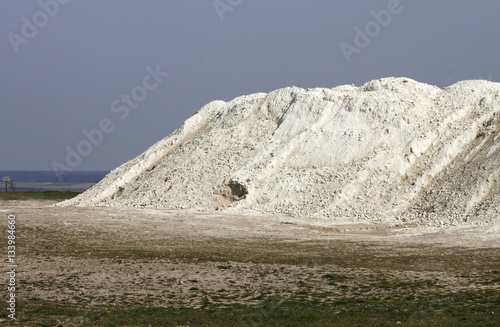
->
[58, 77, 500, 226]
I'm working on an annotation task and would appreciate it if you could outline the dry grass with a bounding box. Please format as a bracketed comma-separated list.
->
[1, 198, 499, 326]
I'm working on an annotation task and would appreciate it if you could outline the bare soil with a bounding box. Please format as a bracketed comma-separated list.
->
[1, 199, 500, 326]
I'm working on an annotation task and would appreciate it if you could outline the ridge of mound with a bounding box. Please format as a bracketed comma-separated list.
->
[57, 77, 500, 225]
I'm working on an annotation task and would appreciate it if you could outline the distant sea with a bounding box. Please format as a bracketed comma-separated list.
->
[0, 171, 110, 192]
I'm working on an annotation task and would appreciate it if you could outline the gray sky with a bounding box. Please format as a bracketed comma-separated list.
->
[1, 0, 499, 172]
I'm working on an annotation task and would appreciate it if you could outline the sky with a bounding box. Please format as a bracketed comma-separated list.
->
[1, 0, 499, 172]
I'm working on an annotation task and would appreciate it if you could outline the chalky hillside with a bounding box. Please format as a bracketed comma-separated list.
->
[59, 78, 500, 226]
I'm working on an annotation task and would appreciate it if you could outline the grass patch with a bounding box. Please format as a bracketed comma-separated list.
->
[7, 291, 500, 326]
[0, 190, 81, 200]
[322, 273, 352, 285]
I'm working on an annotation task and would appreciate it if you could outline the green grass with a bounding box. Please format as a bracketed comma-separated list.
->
[0, 190, 81, 200]
[8, 290, 500, 327]
[322, 273, 353, 285]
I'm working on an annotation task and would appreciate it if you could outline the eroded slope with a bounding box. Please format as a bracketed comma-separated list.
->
[58, 78, 500, 225]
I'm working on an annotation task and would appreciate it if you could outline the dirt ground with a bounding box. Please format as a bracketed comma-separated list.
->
[1, 200, 500, 326]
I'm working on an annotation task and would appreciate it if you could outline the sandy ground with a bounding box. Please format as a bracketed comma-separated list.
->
[1, 200, 500, 323]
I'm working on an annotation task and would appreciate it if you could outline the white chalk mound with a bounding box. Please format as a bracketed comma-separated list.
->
[58, 78, 500, 225]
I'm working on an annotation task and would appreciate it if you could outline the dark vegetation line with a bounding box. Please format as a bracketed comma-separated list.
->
[0, 191, 81, 200]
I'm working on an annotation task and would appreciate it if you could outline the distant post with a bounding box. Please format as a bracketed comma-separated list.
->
[3, 176, 10, 192]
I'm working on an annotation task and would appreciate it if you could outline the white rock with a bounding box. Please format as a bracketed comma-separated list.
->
[57, 78, 500, 225]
